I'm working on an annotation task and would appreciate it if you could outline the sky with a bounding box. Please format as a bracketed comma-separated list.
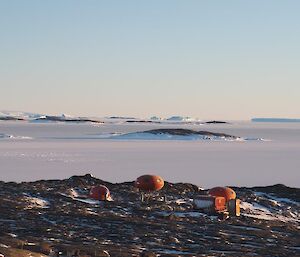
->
[0, 0, 299, 120]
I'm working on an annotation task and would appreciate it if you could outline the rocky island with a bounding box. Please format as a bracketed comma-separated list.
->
[111, 129, 240, 141]
[33, 115, 104, 124]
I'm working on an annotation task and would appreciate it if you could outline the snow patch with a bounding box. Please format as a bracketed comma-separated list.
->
[240, 201, 299, 223]
[254, 192, 300, 206]
[0, 133, 32, 140]
[23, 196, 50, 209]
[64, 188, 80, 198]
[61, 192, 113, 204]
[156, 211, 207, 218]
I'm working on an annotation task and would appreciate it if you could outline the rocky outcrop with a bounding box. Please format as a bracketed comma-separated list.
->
[0, 117, 24, 121]
[0, 175, 299, 256]
[205, 121, 229, 124]
[142, 129, 236, 138]
[34, 116, 103, 123]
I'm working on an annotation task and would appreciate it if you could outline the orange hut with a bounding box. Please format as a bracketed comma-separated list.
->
[89, 185, 111, 201]
[194, 186, 240, 217]
[208, 187, 236, 202]
[135, 175, 164, 192]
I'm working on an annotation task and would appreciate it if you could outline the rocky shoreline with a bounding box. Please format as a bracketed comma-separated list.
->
[0, 174, 299, 257]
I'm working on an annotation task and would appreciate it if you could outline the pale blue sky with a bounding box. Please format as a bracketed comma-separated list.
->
[0, 0, 299, 119]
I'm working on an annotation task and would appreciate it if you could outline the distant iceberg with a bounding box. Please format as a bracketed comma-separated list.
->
[166, 116, 198, 122]
[149, 116, 162, 121]
[252, 118, 300, 123]
[0, 110, 104, 124]
[0, 110, 43, 120]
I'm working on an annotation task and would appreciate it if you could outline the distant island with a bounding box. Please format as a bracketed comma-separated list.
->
[34, 115, 103, 124]
[0, 116, 24, 121]
[252, 118, 300, 123]
[205, 120, 229, 124]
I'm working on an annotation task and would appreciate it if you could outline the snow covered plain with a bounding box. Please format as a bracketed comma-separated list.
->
[0, 120, 300, 188]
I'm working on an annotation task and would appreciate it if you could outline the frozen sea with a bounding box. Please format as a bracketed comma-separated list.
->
[0, 121, 300, 188]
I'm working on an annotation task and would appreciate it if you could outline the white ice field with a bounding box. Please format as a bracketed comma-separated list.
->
[0, 120, 300, 188]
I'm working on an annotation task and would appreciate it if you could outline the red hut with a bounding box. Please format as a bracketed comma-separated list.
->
[89, 185, 111, 201]
[208, 187, 236, 202]
[194, 186, 240, 217]
[135, 175, 164, 192]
